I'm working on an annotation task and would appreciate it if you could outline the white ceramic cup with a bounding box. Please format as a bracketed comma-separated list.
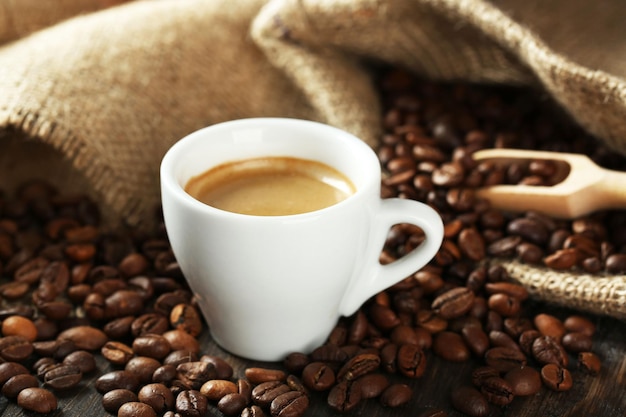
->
[160, 118, 443, 361]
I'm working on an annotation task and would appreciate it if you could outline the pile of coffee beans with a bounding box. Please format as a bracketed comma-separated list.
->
[0, 67, 620, 417]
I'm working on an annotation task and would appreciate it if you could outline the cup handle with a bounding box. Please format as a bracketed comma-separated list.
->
[339, 198, 444, 316]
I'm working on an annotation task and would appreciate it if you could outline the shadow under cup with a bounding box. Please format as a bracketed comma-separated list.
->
[160, 118, 443, 361]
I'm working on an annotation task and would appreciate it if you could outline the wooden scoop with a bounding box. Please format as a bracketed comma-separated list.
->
[472, 148, 626, 219]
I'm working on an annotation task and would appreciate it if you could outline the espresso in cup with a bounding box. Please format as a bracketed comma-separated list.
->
[185, 156, 355, 216]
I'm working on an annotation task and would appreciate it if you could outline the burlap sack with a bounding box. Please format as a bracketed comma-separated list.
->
[1, 0, 625, 318]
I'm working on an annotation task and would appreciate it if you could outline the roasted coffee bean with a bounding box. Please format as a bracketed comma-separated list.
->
[416, 309, 447, 333]
[138, 383, 175, 414]
[484, 347, 527, 372]
[1, 315, 38, 342]
[283, 352, 310, 374]
[245, 367, 287, 385]
[101, 341, 134, 365]
[241, 405, 266, 417]
[200, 355, 234, 379]
[218, 392, 249, 416]
[355, 373, 390, 399]
[534, 313, 566, 340]
[461, 326, 489, 357]
[43, 363, 82, 390]
[153, 364, 178, 385]
[103, 315, 135, 339]
[119, 252, 150, 277]
[0, 335, 33, 362]
[170, 303, 203, 337]
[95, 370, 140, 393]
[328, 380, 361, 413]
[541, 364, 573, 392]
[578, 351, 601, 375]
[176, 361, 217, 390]
[417, 407, 448, 417]
[471, 366, 499, 387]
[17, 387, 58, 414]
[201, 379, 239, 402]
[270, 390, 309, 417]
[127, 356, 163, 384]
[504, 366, 542, 396]
[118, 401, 158, 417]
[379, 383, 412, 407]
[105, 289, 145, 318]
[337, 353, 380, 382]
[532, 336, 569, 367]
[480, 376, 514, 406]
[176, 390, 208, 417]
[488, 330, 521, 352]
[57, 325, 108, 351]
[133, 334, 172, 360]
[397, 343, 426, 378]
[102, 389, 139, 414]
[562, 332, 593, 352]
[2, 373, 39, 398]
[563, 315, 596, 336]
[450, 385, 489, 417]
[487, 293, 521, 317]
[238, 377, 253, 402]
[163, 329, 200, 354]
[433, 331, 470, 362]
[431, 287, 475, 319]
[301, 362, 335, 391]
[166, 350, 199, 367]
[368, 303, 401, 331]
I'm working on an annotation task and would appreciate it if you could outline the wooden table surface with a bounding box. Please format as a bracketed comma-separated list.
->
[0, 301, 624, 417]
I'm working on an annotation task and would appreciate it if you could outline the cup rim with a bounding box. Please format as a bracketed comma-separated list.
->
[160, 117, 381, 220]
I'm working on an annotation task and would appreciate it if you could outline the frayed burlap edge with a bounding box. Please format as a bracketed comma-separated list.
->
[490, 258, 626, 320]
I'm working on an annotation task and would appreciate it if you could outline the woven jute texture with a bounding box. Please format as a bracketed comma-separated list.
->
[1, 0, 625, 318]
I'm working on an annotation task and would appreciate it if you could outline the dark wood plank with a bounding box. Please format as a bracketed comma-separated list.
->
[1, 303, 624, 416]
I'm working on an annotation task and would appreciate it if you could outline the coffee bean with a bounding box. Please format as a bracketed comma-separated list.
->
[197, 355, 232, 380]
[166, 350, 199, 367]
[17, 387, 58, 414]
[101, 341, 134, 365]
[163, 329, 200, 354]
[244, 367, 287, 385]
[396, 343, 427, 378]
[218, 392, 249, 416]
[118, 401, 158, 417]
[270, 390, 309, 417]
[176, 361, 217, 390]
[176, 389, 208, 417]
[354, 373, 390, 399]
[433, 331, 470, 362]
[0, 335, 33, 362]
[170, 303, 203, 337]
[127, 356, 163, 384]
[0, 361, 30, 386]
[484, 347, 527, 372]
[431, 287, 475, 319]
[133, 334, 171, 360]
[534, 313, 566, 340]
[563, 315, 596, 336]
[138, 383, 175, 414]
[480, 376, 514, 406]
[43, 363, 82, 390]
[578, 351, 601, 375]
[532, 336, 569, 367]
[242, 405, 266, 417]
[153, 364, 178, 385]
[337, 353, 380, 382]
[102, 389, 139, 414]
[1, 373, 39, 398]
[200, 379, 238, 401]
[328, 380, 361, 413]
[95, 370, 141, 393]
[57, 325, 108, 351]
[450, 385, 489, 417]
[562, 332, 593, 352]
[504, 366, 541, 396]
[301, 362, 335, 391]
[379, 383, 412, 407]
[540, 364, 573, 392]
[2, 315, 38, 342]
